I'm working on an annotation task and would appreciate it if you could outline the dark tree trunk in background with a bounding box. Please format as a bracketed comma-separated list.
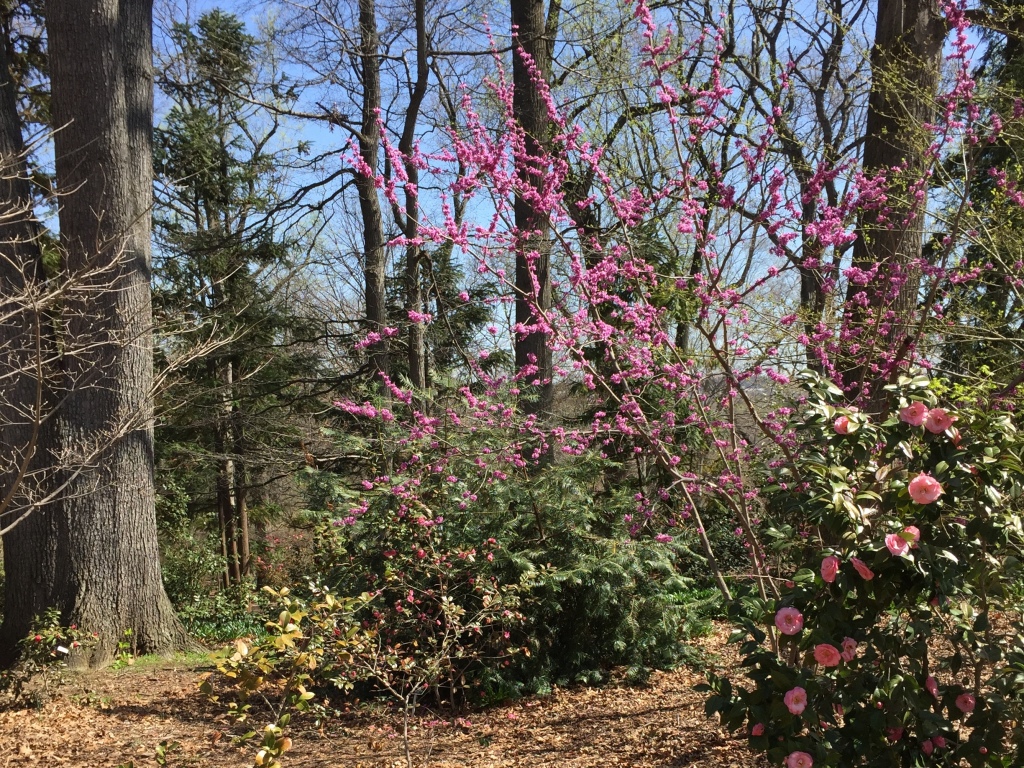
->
[0, 0, 189, 665]
[843, 0, 946, 404]
[399, 0, 429, 391]
[511, 0, 556, 419]
[0, 15, 62, 661]
[357, 0, 388, 382]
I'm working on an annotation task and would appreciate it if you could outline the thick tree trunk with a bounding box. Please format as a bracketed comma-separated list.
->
[0, 0, 189, 665]
[843, 0, 946, 405]
[511, 0, 555, 418]
[400, 0, 429, 392]
[0, 21, 66, 661]
[357, 0, 388, 381]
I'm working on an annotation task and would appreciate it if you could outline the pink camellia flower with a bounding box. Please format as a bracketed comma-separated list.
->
[814, 643, 842, 667]
[933, 735, 946, 749]
[751, 722, 764, 736]
[903, 525, 921, 545]
[784, 686, 808, 715]
[786, 751, 814, 768]
[834, 415, 852, 434]
[820, 555, 839, 583]
[885, 533, 910, 557]
[921, 739, 934, 756]
[956, 693, 976, 713]
[886, 727, 904, 742]
[908, 473, 943, 504]
[924, 407, 956, 434]
[900, 401, 928, 426]
[775, 606, 804, 635]
[925, 676, 939, 697]
[850, 557, 874, 580]
[841, 637, 858, 662]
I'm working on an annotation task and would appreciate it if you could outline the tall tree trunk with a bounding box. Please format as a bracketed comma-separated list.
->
[357, 0, 388, 381]
[216, 359, 241, 584]
[0, 17, 65, 660]
[400, 0, 429, 392]
[842, 0, 945, 405]
[0, 0, 189, 665]
[230, 364, 250, 578]
[511, 0, 556, 419]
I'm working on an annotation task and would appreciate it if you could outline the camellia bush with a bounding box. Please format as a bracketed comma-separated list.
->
[701, 373, 1024, 767]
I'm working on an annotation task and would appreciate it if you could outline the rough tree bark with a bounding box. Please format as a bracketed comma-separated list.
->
[357, 0, 389, 382]
[511, 0, 556, 418]
[0, 10, 63, 662]
[0, 0, 189, 665]
[843, 0, 946, 403]
[397, 0, 429, 391]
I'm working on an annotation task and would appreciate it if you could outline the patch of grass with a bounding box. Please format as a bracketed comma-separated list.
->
[109, 650, 217, 674]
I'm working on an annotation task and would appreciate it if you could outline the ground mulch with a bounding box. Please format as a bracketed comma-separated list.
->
[0, 625, 766, 767]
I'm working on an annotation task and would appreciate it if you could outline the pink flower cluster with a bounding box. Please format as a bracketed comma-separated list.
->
[820, 554, 874, 581]
[885, 525, 921, 556]
[833, 407, 862, 435]
[956, 692, 976, 713]
[908, 474, 942, 504]
[813, 643, 841, 667]
[784, 686, 807, 714]
[775, 606, 804, 635]
[899, 403, 956, 434]
[833, 415, 853, 434]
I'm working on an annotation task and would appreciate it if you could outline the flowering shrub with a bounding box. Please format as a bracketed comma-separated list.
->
[309, 400, 700, 694]
[701, 373, 1024, 766]
[0, 608, 97, 704]
[312, 503, 525, 708]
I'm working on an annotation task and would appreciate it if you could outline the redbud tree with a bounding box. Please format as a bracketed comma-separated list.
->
[331, 0, 1024, 764]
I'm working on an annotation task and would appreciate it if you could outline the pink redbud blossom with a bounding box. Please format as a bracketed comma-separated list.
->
[786, 751, 814, 768]
[775, 607, 804, 635]
[899, 401, 928, 426]
[784, 686, 808, 714]
[924, 408, 956, 434]
[908, 473, 943, 504]
[840, 637, 858, 662]
[956, 693, 976, 713]
[814, 643, 842, 667]
[885, 533, 910, 557]
[820, 556, 839, 583]
[850, 557, 874, 580]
